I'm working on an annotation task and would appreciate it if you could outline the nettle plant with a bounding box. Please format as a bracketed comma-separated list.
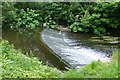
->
[3, 8, 40, 29]
[17, 8, 40, 29]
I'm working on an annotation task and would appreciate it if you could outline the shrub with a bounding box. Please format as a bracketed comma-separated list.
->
[2, 2, 41, 29]
[2, 2, 120, 35]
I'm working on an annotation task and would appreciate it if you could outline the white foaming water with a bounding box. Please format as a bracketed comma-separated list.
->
[41, 28, 111, 69]
[64, 38, 110, 61]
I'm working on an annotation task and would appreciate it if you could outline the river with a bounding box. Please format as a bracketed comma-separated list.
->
[2, 28, 120, 70]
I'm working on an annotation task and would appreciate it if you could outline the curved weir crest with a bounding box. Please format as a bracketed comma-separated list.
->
[41, 28, 110, 69]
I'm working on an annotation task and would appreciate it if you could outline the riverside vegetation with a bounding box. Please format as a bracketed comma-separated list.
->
[2, 2, 120, 35]
[0, 40, 62, 78]
[1, 1, 120, 78]
[0, 40, 119, 78]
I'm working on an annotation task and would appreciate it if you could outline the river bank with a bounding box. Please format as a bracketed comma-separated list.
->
[1, 40, 119, 78]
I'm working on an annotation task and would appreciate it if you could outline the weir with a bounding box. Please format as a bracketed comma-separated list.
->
[40, 28, 111, 69]
[2, 28, 118, 70]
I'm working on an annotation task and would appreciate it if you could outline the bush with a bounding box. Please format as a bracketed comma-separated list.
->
[68, 2, 120, 35]
[2, 2, 120, 35]
[2, 2, 41, 29]
[37, 2, 120, 35]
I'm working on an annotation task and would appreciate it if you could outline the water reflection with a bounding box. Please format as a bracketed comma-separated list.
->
[2, 28, 48, 64]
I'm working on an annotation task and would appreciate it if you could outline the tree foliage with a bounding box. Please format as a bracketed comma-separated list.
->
[2, 2, 41, 29]
[2, 2, 120, 35]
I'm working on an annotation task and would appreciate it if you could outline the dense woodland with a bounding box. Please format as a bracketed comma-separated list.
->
[2, 2, 120, 35]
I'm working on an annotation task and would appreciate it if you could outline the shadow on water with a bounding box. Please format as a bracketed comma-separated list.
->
[2, 28, 48, 65]
[2, 28, 69, 70]
[35, 27, 69, 70]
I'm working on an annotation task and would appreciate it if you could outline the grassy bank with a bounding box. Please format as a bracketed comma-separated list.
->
[0, 40, 62, 78]
[0, 40, 119, 78]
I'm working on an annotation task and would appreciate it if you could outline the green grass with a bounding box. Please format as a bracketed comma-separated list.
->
[0, 40, 62, 78]
[64, 51, 119, 78]
[0, 40, 119, 78]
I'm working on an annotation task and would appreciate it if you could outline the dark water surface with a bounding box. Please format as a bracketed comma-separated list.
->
[2, 28, 48, 64]
[2, 28, 68, 70]
[2, 28, 120, 70]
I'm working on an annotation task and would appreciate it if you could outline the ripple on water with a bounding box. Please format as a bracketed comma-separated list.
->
[41, 28, 112, 69]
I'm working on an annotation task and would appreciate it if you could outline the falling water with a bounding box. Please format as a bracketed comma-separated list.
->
[41, 28, 113, 69]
